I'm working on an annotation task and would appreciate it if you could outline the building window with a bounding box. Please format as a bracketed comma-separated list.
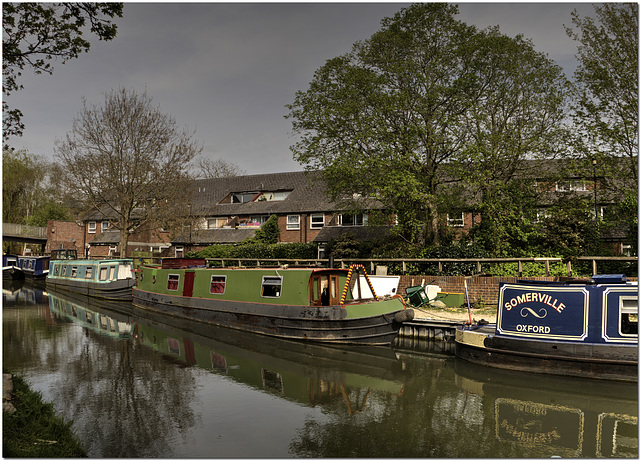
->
[167, 274, 180, 291]
[287, 215, 300, 230]
[101, 221, 109, 232]
[88, 221, 96, 233]
[207, 218, 228, 229]
[108, 245, 117, 256]
[339, 213, 367, 226]
[261, 276, 282, 298]
[555, 180, 588, 192]
[175, 246, 184, 258]
[232, 192, 255, 203]
[447, 213, 465, 227]
[310, 214, 325, 229]
[210, 276, 226, 295]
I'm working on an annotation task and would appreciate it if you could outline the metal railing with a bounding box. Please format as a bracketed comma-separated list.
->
[2, 223, 47, 239]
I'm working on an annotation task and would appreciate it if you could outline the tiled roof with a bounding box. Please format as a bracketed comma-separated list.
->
[189, 170, 383, 217]
[172, 228, 257, 245]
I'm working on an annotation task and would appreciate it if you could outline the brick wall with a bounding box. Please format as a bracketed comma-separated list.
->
[46, 220, 85, 255]
[398, 274, 638, 307]
[277, 214, 324, 243]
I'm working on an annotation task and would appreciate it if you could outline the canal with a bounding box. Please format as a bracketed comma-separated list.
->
[3, 281, 638, 458]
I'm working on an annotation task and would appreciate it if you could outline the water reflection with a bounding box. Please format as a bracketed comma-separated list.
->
[2, 286, 637, 458]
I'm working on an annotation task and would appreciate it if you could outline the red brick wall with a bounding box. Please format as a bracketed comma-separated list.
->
[277, 214, 325, 243]
[398, 274, 638, 307]
[46, 220, 85, 255]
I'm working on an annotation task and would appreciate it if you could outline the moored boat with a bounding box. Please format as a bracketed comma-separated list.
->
[132, 261, 414, 345]
[16, 255, 50, 281]
[455, 274, 638, 381]
[2, 255, 21, 280]
[47, 258, 135, 301]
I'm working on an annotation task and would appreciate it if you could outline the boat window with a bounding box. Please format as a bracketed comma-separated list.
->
[29, 260, 34, 269]
[261, 276, 282, 298]
[85, 267, 93, 279]
[99, 267, 108, 281]
[620, 298, 638, 336]
[109, 266, 116, 280]
[210, 276, 226, 295]
[167, 274, 180, 291]
[71, 266, 78, 278]
[53, 265, 60, 276]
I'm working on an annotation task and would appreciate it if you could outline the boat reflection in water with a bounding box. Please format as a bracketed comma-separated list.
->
[131, 306, 406, 411]
[3, 279, 47, 305]
[40, 293, 637, 457]
[48, 290, 133, 339]
[453, 359, 637, 458]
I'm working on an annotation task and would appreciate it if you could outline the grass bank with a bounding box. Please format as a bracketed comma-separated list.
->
[3, 372, 87, 458]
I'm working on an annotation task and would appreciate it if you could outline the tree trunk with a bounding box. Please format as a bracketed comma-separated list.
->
[120, 228, 129, 258]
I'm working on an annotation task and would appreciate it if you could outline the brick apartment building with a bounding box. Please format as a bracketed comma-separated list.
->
[49, 159, 629, 259]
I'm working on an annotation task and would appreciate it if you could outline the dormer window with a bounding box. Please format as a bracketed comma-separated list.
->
[232, 192, 255, 203]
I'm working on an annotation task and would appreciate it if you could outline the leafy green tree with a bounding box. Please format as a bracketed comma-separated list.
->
[2, 2, 123, 142]
[454, 28, 570, 256]
[538, 195, 601, 258]
[287, 3, 479, 246]
[288, 4, 571, 250]
[55, 87, 201, 256]
[248, 214, 279, 244]
[565, 3, 638, 193]
[2, 149, 48, 223]
[26, 201, 70, 226]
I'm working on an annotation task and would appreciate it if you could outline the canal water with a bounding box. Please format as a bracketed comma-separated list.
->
[3, 281, 638, 458]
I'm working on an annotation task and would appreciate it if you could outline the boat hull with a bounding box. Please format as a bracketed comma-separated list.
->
[455, 325, 638, 382]
[46, 277, 134, 301]
[132, 288, 407, 345]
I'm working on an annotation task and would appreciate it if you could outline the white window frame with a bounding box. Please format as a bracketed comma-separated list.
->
[310, 213, 325, 229]
[339, 213, 367, 226]
[447, 212, 465, 227]
[88, 221, 97, 233]
[175, 246, 184, 258]
[287, 214, 300, 230]
[101, 221, 109, 232]
[210, 275, 227, 295]
[261, 276, 283, 298]
[167, 274, 180, 291]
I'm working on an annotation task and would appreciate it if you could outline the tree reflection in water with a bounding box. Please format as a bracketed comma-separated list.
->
[2, 287, 637, 458]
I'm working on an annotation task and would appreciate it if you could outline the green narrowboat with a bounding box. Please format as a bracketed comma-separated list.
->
[132, 263, 414, 345]
[47, 258, 135, 301]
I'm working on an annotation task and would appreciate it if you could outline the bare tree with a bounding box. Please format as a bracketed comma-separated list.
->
[55, 87, 202, 256]
[193, 156, 245, 179]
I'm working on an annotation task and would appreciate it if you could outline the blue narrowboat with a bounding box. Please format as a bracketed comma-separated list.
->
[3, 255, 50, 281]
[47, 258, 135, 301]
[2, 255, 20, 280]
[455, 274, 638, 381]
[16, 255, 50, 280]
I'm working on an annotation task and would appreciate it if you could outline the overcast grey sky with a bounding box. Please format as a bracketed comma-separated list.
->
[4, 2, 594, 175]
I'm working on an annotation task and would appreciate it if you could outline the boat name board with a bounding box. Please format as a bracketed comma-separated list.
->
[497, 285, 589, 341]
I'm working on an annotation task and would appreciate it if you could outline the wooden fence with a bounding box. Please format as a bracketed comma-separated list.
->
[199, 256, 637, 277]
